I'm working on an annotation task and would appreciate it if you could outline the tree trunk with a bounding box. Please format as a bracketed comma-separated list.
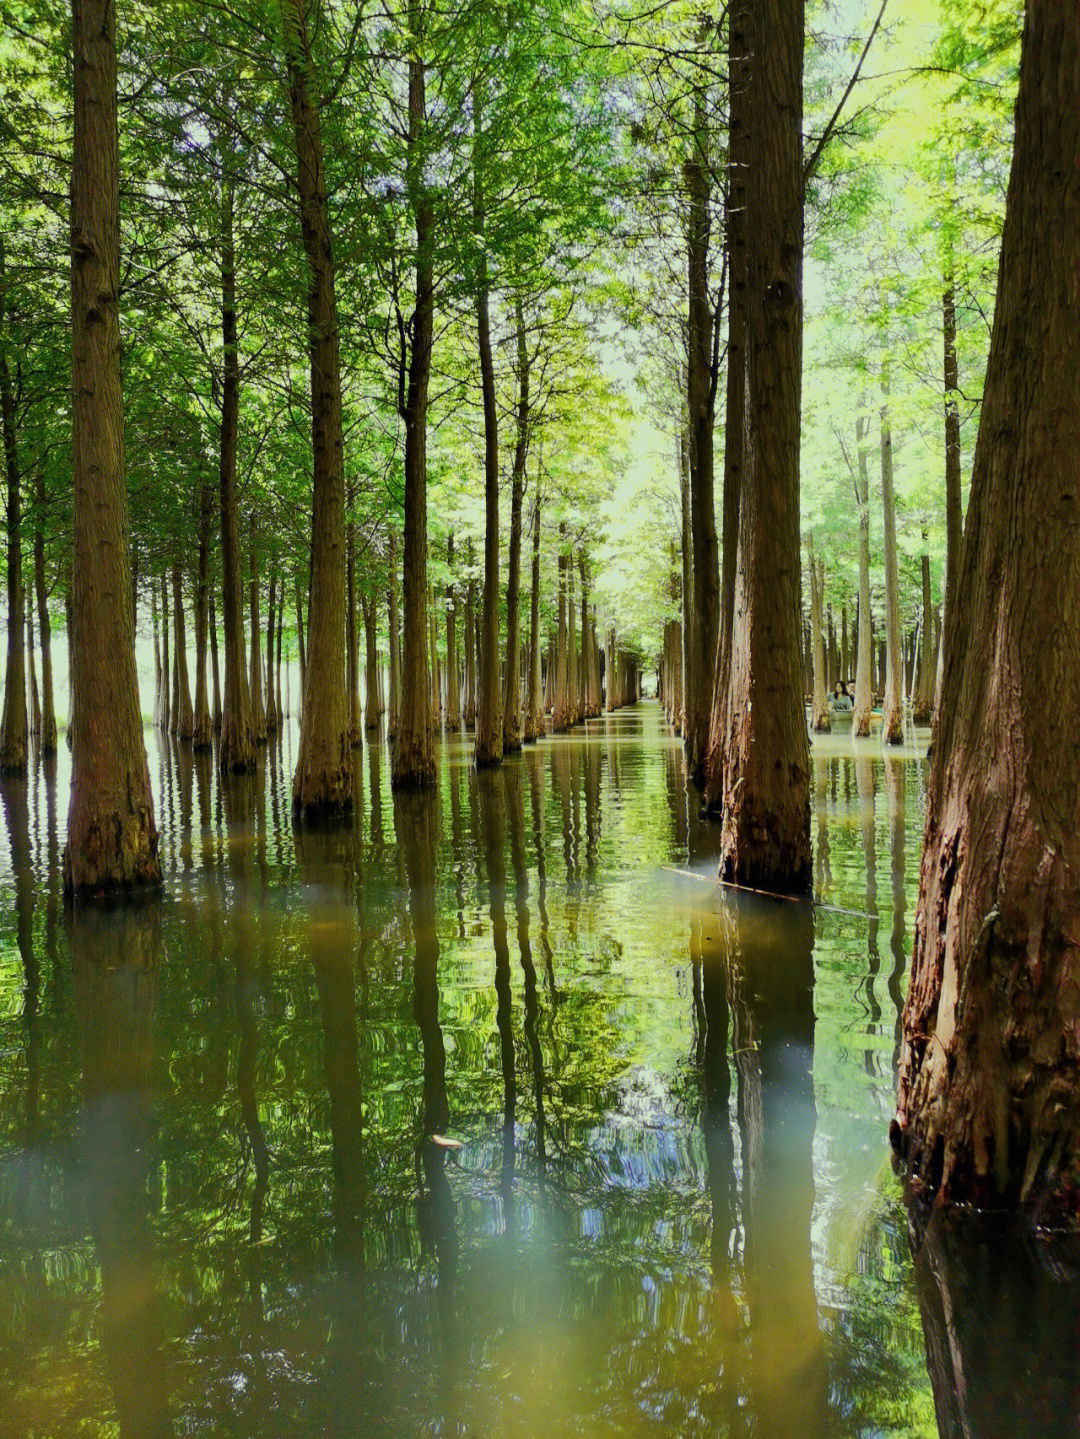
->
[913, 541, 934, 723]
[853, 415, 873, 736]
[524, 495, 542, 743]
[248, 521, 266, 744]
[718, 0, 810, 893]
[808, 540, 830, 732]
[445, 531, 459, 729]
[265, 574, 278, 732]
[474, 108, 502, 770]
[393, 11, 435, 790]
[879, 375, 904, 745]
[503, 300, 529, 754]
[209, 590, 221, 732]
[0, 338, 27, 773]
[217, 170, 255, 773]
[463, 550, 476, 730]
[346, 527, 361, 745]
[703, 0, 750, 810]
[160, 572, 170, 733]
[283, 0, 351, 814]
[942, 278, 963, 671]
[192, 480, 213, 748]
[295, 576, 306, 700]
[65, 0, 160, 892]
[387, 529, 400, 739]
[33, 472, 57, 753]
[172, 562, 193, 740]
[553, 535, 569, 732]
[894, 4, 1080, 1222]
[685, 79, 720, 786]
[151, 586, 162, 730]
[363, 591, 380, 731]
[27, 606, 40, 743]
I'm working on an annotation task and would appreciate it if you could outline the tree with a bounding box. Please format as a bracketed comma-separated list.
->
[894, 2, 1080, 1222]
[64, 0, 160, 893]
[718, 0, 810, 893]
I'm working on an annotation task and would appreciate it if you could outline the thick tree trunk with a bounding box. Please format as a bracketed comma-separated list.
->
[445, 531, 459, 729]
[502, 302, 529, 754]
[387, 530, 400, 738]
[248, 522, 266, 744]
[217, 172, 255, 773]
[0, 339, 27, 773]
[895, 4, 1080, 1222]
[65, 0, 160, 892]
[718, 0, 810, 893]
[172, 562, 193, 740]
[685, 81, 720, 786]
[879, 377, 904, 745]
[192, 481, 213, 748]
[393, 15, 435, 790]
[283, 0, 351, 814]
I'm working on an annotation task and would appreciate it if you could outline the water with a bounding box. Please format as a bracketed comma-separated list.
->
[1, 705, 1078, 1438]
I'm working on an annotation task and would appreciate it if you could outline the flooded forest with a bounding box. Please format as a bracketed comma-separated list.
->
[2, 1, 1079, 1436]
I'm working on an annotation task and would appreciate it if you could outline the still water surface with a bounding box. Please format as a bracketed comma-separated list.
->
[1, 705, 1077, 1438]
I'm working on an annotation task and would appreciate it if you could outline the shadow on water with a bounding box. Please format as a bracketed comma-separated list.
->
[1, 708, 1079, 1436]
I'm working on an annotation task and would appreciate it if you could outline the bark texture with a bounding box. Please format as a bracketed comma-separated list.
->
[718, 0, 810, 894]
[65, 0, 160, 893]
[879, 377, 904, 745]
[0, 338, 27, 773]
[895, 4, 1080, 1223]
[284, 0, 351, 815]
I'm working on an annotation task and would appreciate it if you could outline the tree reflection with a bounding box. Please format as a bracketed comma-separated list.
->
[72, 901, 171, 1439]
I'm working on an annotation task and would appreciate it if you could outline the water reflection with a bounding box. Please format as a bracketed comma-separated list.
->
[0, 712, 1075, 1437]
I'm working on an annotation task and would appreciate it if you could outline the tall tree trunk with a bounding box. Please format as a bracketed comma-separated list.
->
[159, 572, 170, 733]
[151, 586, 162, 731]
[474, 96, 502, 770]
[524, 495, 542, 743]
[393, 9, 435, 790]
[719, 0, 810, 893]
[0, 339, 27, 773]
[172, 562, 193, 740]
[685, 78, 720, 786]
[192, 480, 213, 748]
[248, 520, 266, 744]
[33, 472, 57, 753]
[679, 433, 692, 736]
[363, 591, 380, 731]
[445, 531, 460, 729]
[879, 375, 904, 745]
[941, 278, 963, 673]
[808, 540, 830, 732]
[913, 539, 934, 724]
[217, 171, 255, 772]
[463, 542, 476, 729]
[502, 300, 529, 754]
[27, 605, 40, 743]
[65, 0, 159, 892]
[346, 527, 361, 746]
[283, 0, 351, 814]
[265, 574, 278, 732]
[209, 590, 221, 732]
[895, 5, 1080, 1221]
[387, 529, 400, 739]
[703, 0, 750, 810]
[853, 413, 873, 736]
[294, 576, 306, 701]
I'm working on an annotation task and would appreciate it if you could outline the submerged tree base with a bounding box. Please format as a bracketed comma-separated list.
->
[63, 806, 162, 897]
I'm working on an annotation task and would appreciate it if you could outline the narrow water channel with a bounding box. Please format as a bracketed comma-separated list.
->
[0, 705, 1076, 1437]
